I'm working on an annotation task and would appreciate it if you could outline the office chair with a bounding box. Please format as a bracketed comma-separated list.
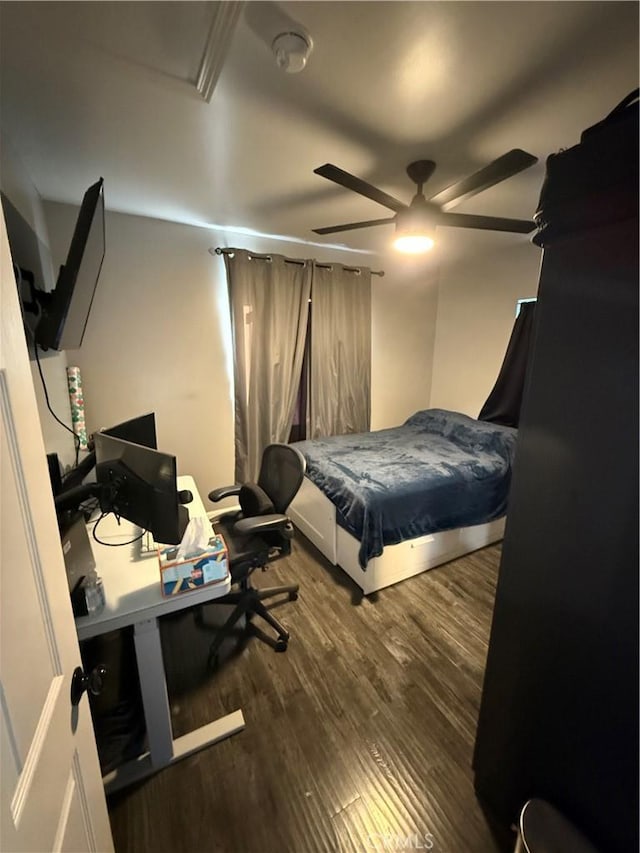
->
[203, 443, 306, 669]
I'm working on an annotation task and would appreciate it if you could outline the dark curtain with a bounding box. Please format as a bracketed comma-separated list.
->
[288, 306, 310, 443]
[478, 300, 536, 428]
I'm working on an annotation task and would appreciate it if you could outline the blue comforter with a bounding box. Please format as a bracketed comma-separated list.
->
[292, 409, 517, 569]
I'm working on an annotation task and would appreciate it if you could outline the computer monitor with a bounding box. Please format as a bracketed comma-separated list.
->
[56, 412, 157, 496]
[93, 431, 189, 545]
[102, 412, 157, 449]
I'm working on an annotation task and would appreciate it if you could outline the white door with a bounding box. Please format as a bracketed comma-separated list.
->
[0, 212, 113, 851]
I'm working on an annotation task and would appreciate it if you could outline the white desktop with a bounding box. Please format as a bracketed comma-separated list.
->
[75, 475, 245, 793]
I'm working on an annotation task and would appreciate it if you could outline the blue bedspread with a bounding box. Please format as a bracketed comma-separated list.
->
[292, 409, 518, 569]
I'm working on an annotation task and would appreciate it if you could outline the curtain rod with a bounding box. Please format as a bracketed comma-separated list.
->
[212, 247, 384, 277]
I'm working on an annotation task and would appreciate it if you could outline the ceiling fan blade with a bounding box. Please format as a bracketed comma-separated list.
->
[438, 212, 536, 234]
[314, 164, 406, 213]
[313, 217, 396, 235]
[429, 149, 538, 210]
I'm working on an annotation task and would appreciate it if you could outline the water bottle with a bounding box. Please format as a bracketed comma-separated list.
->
[84, 570, 105, 615]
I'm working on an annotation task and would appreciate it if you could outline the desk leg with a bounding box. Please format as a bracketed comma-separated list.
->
[103, 616, 245, 794]
[133, 617, 175, 767]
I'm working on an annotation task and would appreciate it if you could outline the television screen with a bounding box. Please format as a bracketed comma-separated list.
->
[35, 177, 105, 351]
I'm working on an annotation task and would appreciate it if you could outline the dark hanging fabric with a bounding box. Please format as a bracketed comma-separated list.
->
[478, 300, 536, 428]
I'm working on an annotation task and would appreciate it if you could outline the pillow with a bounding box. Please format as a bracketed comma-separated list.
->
[239, 483, 275, 517]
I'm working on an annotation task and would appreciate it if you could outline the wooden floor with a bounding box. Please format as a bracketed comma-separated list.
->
[107, 535, 514, 853]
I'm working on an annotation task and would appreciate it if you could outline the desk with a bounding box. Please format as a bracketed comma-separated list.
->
[75, 476, 245, 793]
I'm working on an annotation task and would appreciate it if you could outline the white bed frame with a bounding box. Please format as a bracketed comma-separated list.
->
[289, 476, 505, 595]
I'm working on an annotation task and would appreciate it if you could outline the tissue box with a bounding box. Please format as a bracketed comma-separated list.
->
[158, 533, 228, 597]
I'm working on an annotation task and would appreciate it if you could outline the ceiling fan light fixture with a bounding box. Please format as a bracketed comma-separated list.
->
[393, 207, 435, 253]
[312, 150, 538, 244]
[393, 233, 435, 254]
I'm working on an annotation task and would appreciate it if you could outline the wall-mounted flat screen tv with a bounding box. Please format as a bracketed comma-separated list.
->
[35, 177, 105, 351]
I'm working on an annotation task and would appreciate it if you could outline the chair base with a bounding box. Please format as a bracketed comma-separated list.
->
[203, 582, 299, 669]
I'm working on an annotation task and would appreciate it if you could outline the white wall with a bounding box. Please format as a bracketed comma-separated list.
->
[429, 236, 541, 418]
[43, 203, 437, 500]
[371, 254, 439, 427]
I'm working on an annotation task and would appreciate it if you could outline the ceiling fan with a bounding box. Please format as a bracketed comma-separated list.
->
[312, 149, 539, 253]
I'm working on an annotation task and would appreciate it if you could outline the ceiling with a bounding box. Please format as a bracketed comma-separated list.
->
[0, 1, 638, 262]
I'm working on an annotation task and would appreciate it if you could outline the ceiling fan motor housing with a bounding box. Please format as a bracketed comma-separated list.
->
[406, 160, 437, 188]
[396, 199, 438, 234]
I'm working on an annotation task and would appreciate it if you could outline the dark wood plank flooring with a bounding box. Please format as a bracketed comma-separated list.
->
[107, 535, 513, 853]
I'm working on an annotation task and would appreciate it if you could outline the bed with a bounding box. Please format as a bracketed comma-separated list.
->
[289, 409, 517, 594]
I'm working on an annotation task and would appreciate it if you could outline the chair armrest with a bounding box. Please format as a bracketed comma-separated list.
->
[234, 514, 293, 537]
[208, 484, 241, 502]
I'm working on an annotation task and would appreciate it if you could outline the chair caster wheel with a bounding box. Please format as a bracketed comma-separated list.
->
[289, 591, 298, 601]
[275, 639, 288, 653]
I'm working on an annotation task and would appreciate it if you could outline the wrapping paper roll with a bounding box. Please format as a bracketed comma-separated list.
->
[66, 366, 88, 450]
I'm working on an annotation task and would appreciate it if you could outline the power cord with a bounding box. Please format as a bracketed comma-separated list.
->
[33, 337, 80, 468]
[91, 512, 147, 547]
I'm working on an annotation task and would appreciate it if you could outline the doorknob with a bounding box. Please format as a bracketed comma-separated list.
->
[70, 664, 107, 707]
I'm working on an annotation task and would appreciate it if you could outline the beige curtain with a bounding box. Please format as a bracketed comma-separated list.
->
[309, 263, 371, 438]
[224, 250, 311, 482]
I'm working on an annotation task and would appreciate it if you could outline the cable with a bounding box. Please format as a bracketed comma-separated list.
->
[91, 512, 147, 547]
[32, 337, 81, 468]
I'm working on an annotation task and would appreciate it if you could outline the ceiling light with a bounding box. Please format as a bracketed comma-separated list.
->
[394, 234, 435, 254]
[393, 207, 436, 254]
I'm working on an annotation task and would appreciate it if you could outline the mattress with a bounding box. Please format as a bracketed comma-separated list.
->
[292, 409, 517, 568]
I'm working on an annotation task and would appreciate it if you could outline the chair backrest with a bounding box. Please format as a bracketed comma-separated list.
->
[257, 444, 306, 514]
